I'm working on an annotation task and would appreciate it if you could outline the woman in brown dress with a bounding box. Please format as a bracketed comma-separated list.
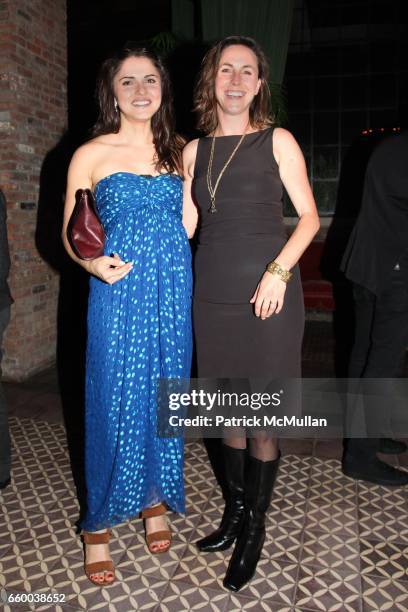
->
[182, 36, 319, 591]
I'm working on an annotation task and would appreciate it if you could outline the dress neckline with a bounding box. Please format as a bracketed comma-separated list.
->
[205, 127, 273, 139]
[94, 171, 181, 190]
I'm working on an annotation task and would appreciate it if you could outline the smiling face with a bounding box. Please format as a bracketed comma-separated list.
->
[113, 55, 162, 122]
[214, 44, 261, 120]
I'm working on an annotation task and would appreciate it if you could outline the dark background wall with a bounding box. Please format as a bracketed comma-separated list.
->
[285, 0, 408, 215]
[67, 0, 171, 140]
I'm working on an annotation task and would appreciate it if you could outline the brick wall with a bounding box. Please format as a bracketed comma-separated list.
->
[0, 0, 67, 380]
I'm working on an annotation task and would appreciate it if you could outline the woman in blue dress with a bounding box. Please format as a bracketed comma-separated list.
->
[62, 46, 192, 585]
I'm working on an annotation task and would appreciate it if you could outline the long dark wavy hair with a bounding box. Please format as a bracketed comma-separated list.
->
[194, 36, 273, 134]
[92, 45, 183, 175]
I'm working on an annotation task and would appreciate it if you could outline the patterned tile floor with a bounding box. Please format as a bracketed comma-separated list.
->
[0, 416, 407, 612]
[1, 321, 408, 611]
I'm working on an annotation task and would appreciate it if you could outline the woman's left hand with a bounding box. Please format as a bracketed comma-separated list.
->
[250, 272, 287, 319]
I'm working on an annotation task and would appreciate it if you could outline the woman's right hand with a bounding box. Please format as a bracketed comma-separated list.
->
[87, 253, 133, 284]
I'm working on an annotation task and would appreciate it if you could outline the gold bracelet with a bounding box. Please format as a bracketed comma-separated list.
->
[266, 260, 292, 283]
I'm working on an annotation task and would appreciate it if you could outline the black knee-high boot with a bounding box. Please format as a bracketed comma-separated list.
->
[223, 453, 280, 592]
[196, 445, 246, 552]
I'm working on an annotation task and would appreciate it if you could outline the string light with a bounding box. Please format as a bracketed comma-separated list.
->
[361, 126, 400, 135]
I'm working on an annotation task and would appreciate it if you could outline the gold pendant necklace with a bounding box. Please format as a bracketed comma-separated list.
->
[206, 124, 249, 213]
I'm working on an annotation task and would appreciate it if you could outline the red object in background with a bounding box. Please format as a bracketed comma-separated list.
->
[299, 242, 334, 311]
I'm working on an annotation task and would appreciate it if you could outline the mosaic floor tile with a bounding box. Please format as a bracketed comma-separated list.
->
[158, 579, 229, 611]
[362, 575, 408, 611]
[305, 499, 359, 537]
[301, 529, 360, 572]
[228, 596, 296, 611]
[358, 500, 408, 544]
[231, 557, 299, 606]
[359, 539, 408, 581]
[1, 416, 408, 611]
[295, 565, 362, 611]
[79, 572, 168, 611]
[173, 542, 298, 606]
[171, 541, 229, 589]
[114, 534, 187, 581]
[262, 525, 303, 565]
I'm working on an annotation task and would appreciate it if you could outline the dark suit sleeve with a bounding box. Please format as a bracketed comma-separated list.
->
[340, 133, 408, 295]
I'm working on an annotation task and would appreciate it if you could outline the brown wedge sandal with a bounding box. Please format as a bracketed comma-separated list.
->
[82, 530, 115, 585]
[141, 503, 172, 554]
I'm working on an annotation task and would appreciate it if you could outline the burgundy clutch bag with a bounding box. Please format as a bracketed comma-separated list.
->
[67, 188, 105, 260]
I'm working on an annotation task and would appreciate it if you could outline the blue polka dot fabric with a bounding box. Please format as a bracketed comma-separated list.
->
[80, 172, 192, 532]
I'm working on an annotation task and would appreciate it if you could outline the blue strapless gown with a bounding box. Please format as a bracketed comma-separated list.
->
[81, 172, 192, 532]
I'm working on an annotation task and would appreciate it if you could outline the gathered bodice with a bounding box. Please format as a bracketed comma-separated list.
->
[94, 172, 183, 234]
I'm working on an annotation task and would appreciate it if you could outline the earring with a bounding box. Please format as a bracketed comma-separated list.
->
[114, 99, 118, 111]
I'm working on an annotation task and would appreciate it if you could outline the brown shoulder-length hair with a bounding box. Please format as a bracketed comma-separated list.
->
[194, 36, 273, 134]
[92, 45, 183, 175]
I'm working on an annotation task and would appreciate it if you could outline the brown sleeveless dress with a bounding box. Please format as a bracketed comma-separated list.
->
[192, 127, 304, 379]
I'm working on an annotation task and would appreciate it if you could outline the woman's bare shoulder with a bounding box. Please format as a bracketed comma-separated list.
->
[182, 138, 200, 178]
[272, 127, 303, 164]
[183, 138, 200, 157]
[69, 137, 113, 170]
[272, 127, 298, 147]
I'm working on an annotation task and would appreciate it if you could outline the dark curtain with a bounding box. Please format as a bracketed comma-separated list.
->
[172, 0, 294, 85]
[200, 0, 294, 84]
[171, 0, 195, 39]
